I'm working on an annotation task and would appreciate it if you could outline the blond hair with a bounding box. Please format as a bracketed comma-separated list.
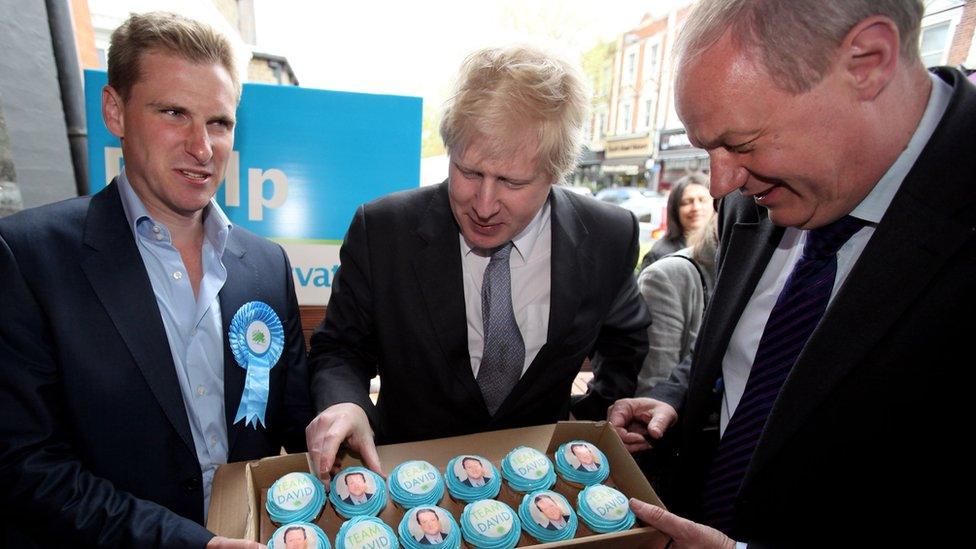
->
[440, 45, 590, 182]
[108, 11, 240, 101]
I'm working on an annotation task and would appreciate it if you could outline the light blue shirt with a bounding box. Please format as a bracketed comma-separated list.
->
[116, 169, 231, 519]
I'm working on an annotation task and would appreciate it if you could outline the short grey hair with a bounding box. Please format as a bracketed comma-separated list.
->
[676, 0, 924, 93]
[440, 45, 590, 182]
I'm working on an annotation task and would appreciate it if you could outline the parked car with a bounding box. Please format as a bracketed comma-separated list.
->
[596, 187, 668, 270]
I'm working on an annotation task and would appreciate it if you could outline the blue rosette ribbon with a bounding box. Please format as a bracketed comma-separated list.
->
[229, 301, 284, 428]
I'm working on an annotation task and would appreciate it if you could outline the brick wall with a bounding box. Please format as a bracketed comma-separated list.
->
[948, 0, 976, 66]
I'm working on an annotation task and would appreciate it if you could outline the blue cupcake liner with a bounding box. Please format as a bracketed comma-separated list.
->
[501, 446, 556, 493]
[266, 472, 327, 525]
[554, 440, 610, 486]
[576, 485, 635, 534]
[518, 490, 578, 543]
[397, 505, 461, 549]
[329, 467, 388, 519]
[459, 499, 521, 549]
[388, 460, 445, 509]
[443, 455, 500, 502]
[267, 522, 331, 549]
[335, 516, 399, 549]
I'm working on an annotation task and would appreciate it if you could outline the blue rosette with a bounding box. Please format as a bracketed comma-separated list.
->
[329, 467, 388, 518]
[501, 447, 555, 493]
[267, 522, 331, 549]
[388, 460, 445, 509]
[518, 490, 578, 543]
[459, 499, 521, 549]
[444, 455, 500, 502]
[265, 472, 327, 525]
[335, 516, 399, 549]
[397, 505, 461, 549]
[554, 440, 610, 487]
[228, 301, 284, 428]
[576, 485, 635, 534]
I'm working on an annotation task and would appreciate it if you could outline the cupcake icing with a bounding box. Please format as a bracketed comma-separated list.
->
[329, 467, 388, 518]
[265, 472, 327, 525]
[554, 440, 610, 486]
[518, 490, 577, 543]
[444, 455, 500, 502]
[459, 499, 521, 549]
[267, 522, 331, 549]
[335, 516, 399, 549]
[576, 485, 635, 534]
[388, 460, 445, 509]
[501, 446, 555, 493]
[397, 505, 461, 549]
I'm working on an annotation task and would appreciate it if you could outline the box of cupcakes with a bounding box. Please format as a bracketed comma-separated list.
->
[208, 421, 668, 548]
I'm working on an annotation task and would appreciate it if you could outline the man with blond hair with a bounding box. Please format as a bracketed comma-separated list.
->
[0, 12, 311, 547]
[306, 45, 649, 478]
[610, 0, 975, 545]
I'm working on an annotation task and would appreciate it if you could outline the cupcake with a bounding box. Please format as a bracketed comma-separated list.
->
[518, 490, 577, 543]
[459, 499, 521, 549]
[554, 440, 609, 487]
[267, 522, 331, 549]
[444, 455, 500, 502]
[501, 446, 555, 493]
[266, 472, 327, 525]
[388, 460, 445, 509]
[576, 485, 635, 533]
[334, 516, 399, 549]
[397, 505, 460, 549]
[329, 467, 388, 518]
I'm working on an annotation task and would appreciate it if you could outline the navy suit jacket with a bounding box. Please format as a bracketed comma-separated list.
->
[0, 182, 313, 547]
[648, 67, 976, 545]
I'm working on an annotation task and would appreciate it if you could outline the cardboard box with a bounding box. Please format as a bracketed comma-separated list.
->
[208, 421, 668, 547]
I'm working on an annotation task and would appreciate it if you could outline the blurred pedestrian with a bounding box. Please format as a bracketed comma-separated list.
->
[638, 172, 711, 271]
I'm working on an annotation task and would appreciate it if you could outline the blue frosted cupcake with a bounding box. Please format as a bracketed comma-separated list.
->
[459, 499, 521, 549]
[329, 467, 388, 518]
[267, 522, 331, 549]
[554, 440, 609, 487]
[388, 460, 445, 509]
[397, 505, 460, 549]
[501, 446, 555, 493]
[444, 455, 500, 502]
[576, 485, 635, 533]
[518, 490, 577, 543]
[266, 472, 327, 525]
[335, 516, 399, 549]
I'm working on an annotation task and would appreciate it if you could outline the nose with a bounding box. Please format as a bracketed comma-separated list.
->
[185, 122, 213, 164]
[472, 178, 501, 219]
[708, 149, 749, 198]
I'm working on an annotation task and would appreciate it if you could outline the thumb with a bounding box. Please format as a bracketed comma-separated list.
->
[629, 498, 682, 537]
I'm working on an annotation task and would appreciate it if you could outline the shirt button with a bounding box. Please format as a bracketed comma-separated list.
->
[190, 328, 198, 336]
[173, 271, 183, 280]
[154, 233, 164, 241]
[152, 225, 161, 233]
[210, 435, 218, 446]
[196, 385, 206, 396]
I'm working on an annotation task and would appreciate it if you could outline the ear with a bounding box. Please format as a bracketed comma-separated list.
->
[101, 85, 125, 138]
[839, 16, 900, 101]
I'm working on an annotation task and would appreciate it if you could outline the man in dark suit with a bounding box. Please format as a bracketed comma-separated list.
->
[305, 45, 649, 477]
[610, 0, 974, 546]
[339, 471, 374, 505]
[0, 12, 311, 548]
[534, 495, 570, 531]
[415, 508, 449, 545]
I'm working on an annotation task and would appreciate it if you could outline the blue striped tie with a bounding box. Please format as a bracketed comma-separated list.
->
[476, 242, 525, 415]
[701, 215, 867, 534]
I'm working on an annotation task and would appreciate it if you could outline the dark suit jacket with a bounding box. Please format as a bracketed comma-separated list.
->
[649, 67, 976, 545]
[0, 182, 313, 548]
[418, 532, 448, 544]
[461, 476, 490, 488]
[544, 516, 571, 531]
[341, 492, 374, 505]
[310, 182, 649, 443]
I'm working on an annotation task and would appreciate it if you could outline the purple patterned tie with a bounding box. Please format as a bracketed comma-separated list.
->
[701, 215, 867, 534]
[476, 242, 525, 415]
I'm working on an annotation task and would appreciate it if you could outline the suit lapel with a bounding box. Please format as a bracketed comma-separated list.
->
[219, 231, 249, 454]
[79, 182, 196, 456]
[411, 183, 486, 410]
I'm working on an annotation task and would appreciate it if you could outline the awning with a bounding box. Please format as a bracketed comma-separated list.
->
[601, 155, 650, 175]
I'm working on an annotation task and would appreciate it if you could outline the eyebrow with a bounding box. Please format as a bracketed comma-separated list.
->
[147, 101, 235, 126]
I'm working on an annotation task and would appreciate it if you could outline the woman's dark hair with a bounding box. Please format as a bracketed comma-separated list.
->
[664, 172, 710, 242]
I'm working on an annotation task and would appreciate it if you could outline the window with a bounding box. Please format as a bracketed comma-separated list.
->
[645, 42, 660, 81]
[619, 102, 632, 133]
[920, 21, 951, 67]
[643, 99, 654, 129]
[626, 51, 637, 85]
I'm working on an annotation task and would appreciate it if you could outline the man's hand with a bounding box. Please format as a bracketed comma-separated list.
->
[630, 499, 735, 549]
[206, 536, 266, 548]
[607, 397, 678, 452]
[305, 403, 383, 481]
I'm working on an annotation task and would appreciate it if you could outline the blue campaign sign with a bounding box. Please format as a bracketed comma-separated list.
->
[85, 70, 422, 304]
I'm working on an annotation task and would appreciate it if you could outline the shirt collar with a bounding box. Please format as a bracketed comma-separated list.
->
[461, 190, 551, 264]
[850, 71, 952, 224]
[116, 168, 233, 254]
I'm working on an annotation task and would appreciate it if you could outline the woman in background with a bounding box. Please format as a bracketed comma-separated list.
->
[638, 172, 711, 271]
